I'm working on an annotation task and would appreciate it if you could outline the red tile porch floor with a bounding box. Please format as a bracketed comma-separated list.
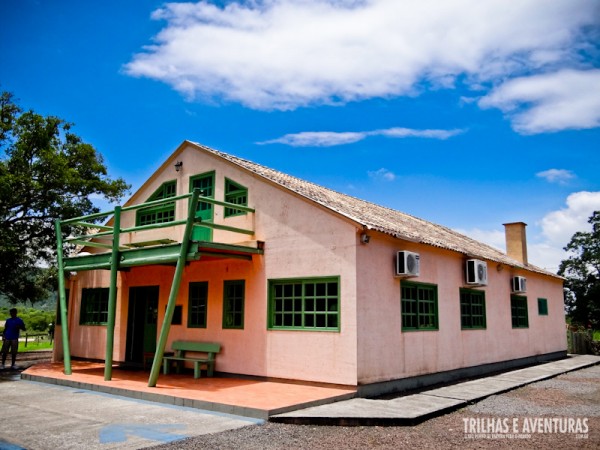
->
[22, 362, 357, 420]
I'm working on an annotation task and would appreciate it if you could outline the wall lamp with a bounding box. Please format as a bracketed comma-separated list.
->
[360, 233, 370, 244]
[174, 161, 183, 172]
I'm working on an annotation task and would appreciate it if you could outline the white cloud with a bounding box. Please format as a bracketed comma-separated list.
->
[479, 69, 600, 133]
[368, 168, 396, 182]
[456, 191, 600, 272]
[375, 128, 464, 140]
[538, 191, 600, 246]
[536, 168, 576, 185]
[455, 228, 506, 253]
[258, 127, 464, 147]
[125, 0, 599, 126]
[258, 131, 366, 147]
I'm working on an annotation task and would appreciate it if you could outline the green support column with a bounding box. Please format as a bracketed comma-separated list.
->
[148, 189, 200, 387]
[54, 220, 72, 375]
[104, 206, 121, 381]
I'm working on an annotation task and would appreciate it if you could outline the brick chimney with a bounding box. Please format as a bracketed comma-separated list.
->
[503, 222, 528, 265]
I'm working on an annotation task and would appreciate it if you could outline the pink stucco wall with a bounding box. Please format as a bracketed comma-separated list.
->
[55, 142, 567, 388]
[356, 234, 566, 384]
[56, 144, 359, 385]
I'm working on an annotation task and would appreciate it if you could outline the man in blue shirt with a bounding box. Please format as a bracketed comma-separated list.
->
[1, 308, 27, 369]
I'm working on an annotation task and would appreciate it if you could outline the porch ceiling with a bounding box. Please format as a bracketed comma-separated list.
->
[63, 240, 264, 271]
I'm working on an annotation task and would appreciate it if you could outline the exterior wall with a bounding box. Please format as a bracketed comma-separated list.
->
[55, 142, 567, 388]
[56, 143, 359, 386]
[356, 233, 566, 385]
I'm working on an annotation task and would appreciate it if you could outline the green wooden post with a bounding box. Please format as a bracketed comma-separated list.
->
[54, 220, 72, 375]
[148, 189, 200, 387]
[104, 206, 121, 381]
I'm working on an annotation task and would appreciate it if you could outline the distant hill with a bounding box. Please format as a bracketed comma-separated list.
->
[0, 293, 57, 312]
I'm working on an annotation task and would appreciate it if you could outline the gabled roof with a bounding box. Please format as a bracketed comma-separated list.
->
[187, 141, 559, 278]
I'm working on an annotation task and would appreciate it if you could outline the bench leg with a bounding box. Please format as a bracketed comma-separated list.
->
[193, 362, 201, 379]
[163, 358, 170, 375]
[207, 362, 214, 377]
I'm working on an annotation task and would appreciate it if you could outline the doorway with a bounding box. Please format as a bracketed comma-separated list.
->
[190, 172, 214, 242]
[125, 286, 159, 365]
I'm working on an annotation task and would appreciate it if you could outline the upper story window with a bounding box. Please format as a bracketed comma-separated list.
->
[190, 172, 214, 214]
[136, 181, 176, 226]
[224, 178, 248, 217]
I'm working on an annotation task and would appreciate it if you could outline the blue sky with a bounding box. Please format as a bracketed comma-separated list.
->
[2, 0, 600, 272]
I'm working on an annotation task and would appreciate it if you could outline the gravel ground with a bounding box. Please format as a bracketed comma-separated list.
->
[150, 364, 600, 450]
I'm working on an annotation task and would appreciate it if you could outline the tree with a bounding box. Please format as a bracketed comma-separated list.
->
[0, 91, 129, 304]
[558, 211, 600, 328]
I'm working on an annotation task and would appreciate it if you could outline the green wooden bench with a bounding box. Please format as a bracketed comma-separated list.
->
[162, 341, 221, 378]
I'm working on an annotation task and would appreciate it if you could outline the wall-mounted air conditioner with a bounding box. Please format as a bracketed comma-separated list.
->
[511, 276, 527, 293]
[396, 251, 420, 277]
[466, 259, 488, 285]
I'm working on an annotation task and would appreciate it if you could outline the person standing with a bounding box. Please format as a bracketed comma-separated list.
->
[1, 308, 26, 369]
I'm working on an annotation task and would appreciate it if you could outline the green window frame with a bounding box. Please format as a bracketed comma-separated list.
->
[136, 180, 177, 226]
[460, 288, 486, 329]
[401, 281, 438, 331]
[223, 280, 245, 329]
[511, 295, 529, 328]
[268, 277, 340, 331]
[224, 178, 248, 217]
[538, 298, 549, 316]
[80, 288, 109, 325]
[190, 172, 215, 213]
[188, 282, 208, 328]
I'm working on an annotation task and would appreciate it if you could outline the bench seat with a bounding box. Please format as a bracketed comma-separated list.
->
[162, 341, 221, 378]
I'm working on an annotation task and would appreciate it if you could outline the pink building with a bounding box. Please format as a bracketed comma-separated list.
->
[54, 141, 567, 395]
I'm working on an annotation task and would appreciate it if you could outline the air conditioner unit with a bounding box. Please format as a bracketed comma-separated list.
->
[396, 251, 420, 277]
[466, 259, 488, 285]
[511, 276, 527, 293]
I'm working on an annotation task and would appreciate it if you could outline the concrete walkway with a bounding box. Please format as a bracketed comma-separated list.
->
[271, 354, 600, 426]
[0, 379, 263, 450]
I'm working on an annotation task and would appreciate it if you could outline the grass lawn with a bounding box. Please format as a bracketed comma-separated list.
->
[18, 340, 53, 352]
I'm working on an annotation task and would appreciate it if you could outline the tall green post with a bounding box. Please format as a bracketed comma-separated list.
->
[104, 206, 121, 381]
[148, 189, 200, 387]
[54, 220, 72, 375]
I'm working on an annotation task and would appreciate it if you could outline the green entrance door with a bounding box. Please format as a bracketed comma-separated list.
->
[190, 172, 214, 242]
[125, 286, 159, 365]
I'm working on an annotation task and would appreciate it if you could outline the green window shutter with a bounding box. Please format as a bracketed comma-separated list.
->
[223, 280, 245, 329]
[268, 277, 340, 331]
[136, 181, 177, 226]
[224, 178, 248, 217]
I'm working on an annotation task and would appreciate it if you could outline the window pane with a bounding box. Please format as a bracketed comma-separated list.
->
[268, 278, 339, 330]
[188, 282, 208, 328]
[223, 280, 245, 329]
[401, 282, 438, 331]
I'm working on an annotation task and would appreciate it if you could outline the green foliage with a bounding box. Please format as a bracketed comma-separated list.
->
[0, 90, 130, 304]
[0, 306, 56, 332]
[558, 211, 600, 328]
